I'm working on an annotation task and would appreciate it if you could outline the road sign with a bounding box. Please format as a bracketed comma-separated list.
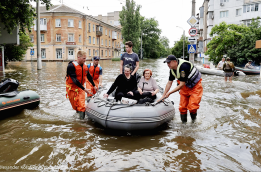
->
[188, 27, 197, 37]
[187, 16, 198, 27]
[188, 37, 198, 42]
[188, 44, 196, 53]
[30, 49, 34, 55]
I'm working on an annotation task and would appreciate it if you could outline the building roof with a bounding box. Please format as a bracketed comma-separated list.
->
[40, 4, 86, 15]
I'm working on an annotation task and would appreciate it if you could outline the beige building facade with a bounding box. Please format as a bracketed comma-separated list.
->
[25, 4, 123, 61]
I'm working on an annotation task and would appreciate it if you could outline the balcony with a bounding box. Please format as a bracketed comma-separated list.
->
[96, 31, 102, 37]
[112, 31, 117, 40]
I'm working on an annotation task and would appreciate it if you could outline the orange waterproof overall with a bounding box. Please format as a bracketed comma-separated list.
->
[66, 61, 88, 112]
[86, 63, 100, 97]
[178, 79, 203, 115]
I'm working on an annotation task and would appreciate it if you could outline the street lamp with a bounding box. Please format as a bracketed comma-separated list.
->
[176, 26, 185, 59]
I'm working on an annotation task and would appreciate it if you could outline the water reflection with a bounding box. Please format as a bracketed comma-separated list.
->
[0, 61, 261, 171]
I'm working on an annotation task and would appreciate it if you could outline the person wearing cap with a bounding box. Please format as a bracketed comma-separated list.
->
[66, 51, 96, 120]
[86, 56, 103, 98]
[244, 60, 254, 69]
[120, 41, 139, 77]
[158, 55, 203, 124]
[223, 57, 235, 83]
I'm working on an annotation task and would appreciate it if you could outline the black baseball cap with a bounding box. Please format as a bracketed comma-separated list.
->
[248, 59, 252, 62]
[93, 56, 100, 60]
[164, 55, 177, 63]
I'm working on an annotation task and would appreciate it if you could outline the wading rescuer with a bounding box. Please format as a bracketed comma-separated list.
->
[86, 56, 102, 100]
[66, 51, 97, 120]
[158, 55, 203, 123]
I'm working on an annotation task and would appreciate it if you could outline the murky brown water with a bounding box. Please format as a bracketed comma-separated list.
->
[0, 59, 261, 171]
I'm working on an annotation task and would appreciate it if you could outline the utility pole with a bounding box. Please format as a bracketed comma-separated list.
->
[36, 0, 42, 70]
[183, 30, 185, 59]
[189, 0, 196, 64]
[140, 31, 142, 59]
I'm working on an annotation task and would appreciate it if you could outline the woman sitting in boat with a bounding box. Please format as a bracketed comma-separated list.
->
[137, 69, 159, 104]
[103, 64, 140, 102]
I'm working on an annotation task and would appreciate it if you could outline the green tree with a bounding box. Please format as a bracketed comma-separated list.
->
[119, 0, 141, 53]
[140, 17, 161, 58]
[159, 36, 171, 57]
[4, 33, 33, 63]
[171, 35, 190, 59]
[205, 22, 249, 64]
[0, 0, 52, 35]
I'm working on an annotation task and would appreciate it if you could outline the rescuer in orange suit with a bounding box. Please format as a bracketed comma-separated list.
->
[158, 55, 203, 124]
[66, 51, 97, 120]
[86, 56, 102, 99]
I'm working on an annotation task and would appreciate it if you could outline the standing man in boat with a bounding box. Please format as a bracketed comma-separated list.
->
[86, 56, 102, 100]
[66, 51, 97, 120]
[244, 60, 254, 69]
[223, 57, 235, 83]
[158, 55, 203, 124]
[217, 58, 225, 70]
[120, 41, 139, 77]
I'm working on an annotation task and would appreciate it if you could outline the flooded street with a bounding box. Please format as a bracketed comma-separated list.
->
[0, 59, 261, 171]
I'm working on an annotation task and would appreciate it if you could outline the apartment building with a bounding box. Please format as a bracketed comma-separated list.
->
[197, 0, 261, 62]
[26, 4, 123, 61]
[94, 11, 121, 27]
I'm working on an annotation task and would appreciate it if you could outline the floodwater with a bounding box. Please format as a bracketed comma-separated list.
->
[0, 59, 261, 171]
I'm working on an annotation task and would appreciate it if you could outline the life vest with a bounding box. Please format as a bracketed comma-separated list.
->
[87, 63, 101, 80]
[66, 61, 88, 85]
[171, 59, 201, 88]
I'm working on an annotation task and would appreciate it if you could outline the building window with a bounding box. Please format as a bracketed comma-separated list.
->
[105, 29, 107, 35]
[56, 49, 62, 59]
[68, 33, 74, 42]
[40, 18, 47, 25]
[109, 30, 110, 37]
[93, 24, 95, 32]
[243, 20, 252, 26]
[41, 49, 46, 59]
[101, 39, 103, 45]
[109, 40, 111, 46]
[109, 50, 111, 56]
[101, 50, 103, 56]
[40, 34, 44, 42]
[220, 11, 229, 18]
[79, 35, 82, 42]
[105, 39, 107, 46]
[97, 50, 99, 56]
[97, 38, 99, 45]
[236, 9, 242, 16]
[89, 36, 91, 44]
[56, 34, 61, 42]
[243, 4, 258, 13]
[88, 23, 90, 32]
[79, 20, 82, 28]
[89, 49, 91, 56]
[68, 19, 74, 27]
[30, 35, 34, 42]
[93, 37, 95, 44]
[105, 50, 107, 56]
[93, 49, 95, 55]
[56, 19, 61, 27]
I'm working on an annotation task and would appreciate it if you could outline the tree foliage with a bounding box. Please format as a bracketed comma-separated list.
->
[0, 0, 52, 35]
[4, 33, 33, 63]
[140, 17, 162, 58]
[206, 19, 261, 65]
[119, 0, 141, 53]
[159, 36, 171, 57]
[171, 35, 190, 59]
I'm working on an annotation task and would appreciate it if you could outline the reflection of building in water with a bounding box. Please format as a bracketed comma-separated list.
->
[166, 136, 202, 171]
[26, 4, 123, 62]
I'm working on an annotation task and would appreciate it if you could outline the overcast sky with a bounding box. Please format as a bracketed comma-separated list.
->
[46, 0, 204, 47]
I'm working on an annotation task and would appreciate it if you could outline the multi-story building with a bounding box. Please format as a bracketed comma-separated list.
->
[197, 0, 261, 62]
[25, 4, 123, 61]
[94, 11, 121, 28]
